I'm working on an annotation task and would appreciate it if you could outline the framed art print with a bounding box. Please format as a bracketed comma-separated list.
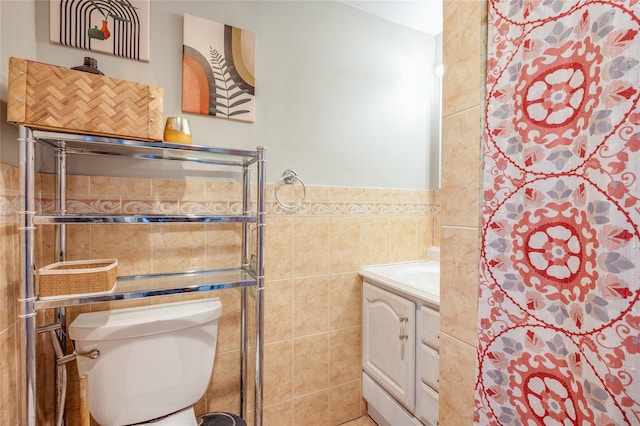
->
[182, 14, 256, 123]
[50, 0, 150, 62]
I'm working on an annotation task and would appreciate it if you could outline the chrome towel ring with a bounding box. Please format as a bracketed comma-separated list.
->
[274, 169, 306, 210]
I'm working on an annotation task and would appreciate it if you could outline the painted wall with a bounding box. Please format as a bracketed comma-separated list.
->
[1, 0, 438, 190]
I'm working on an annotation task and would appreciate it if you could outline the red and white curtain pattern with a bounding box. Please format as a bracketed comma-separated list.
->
[478, 1, 640, 424]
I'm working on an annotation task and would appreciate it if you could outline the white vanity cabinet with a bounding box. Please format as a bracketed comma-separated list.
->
[361, 272, 440, 426]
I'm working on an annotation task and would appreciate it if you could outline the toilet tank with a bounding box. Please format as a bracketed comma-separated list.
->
[69, 298, 222, 426]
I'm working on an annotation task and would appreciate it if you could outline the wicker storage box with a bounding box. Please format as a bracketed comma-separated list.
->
[38, 259, 118, 297]
[7, 57, 164, 141]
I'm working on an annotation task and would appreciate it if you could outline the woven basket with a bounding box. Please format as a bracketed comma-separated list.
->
[38, 259, 118, 297]
[7, 57, 164, 141]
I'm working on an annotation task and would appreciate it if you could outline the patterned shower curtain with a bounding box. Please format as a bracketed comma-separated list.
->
[477, 1, 640, 424]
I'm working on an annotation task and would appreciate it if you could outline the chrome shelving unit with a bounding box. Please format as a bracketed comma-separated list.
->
[17, 125, 266, 426]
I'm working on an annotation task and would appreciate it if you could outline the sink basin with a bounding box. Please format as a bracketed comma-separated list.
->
[359, 260, 440, 305]
[395, 264, 440, 295]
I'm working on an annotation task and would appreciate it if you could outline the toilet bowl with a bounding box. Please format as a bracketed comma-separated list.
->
[69, 298, 222, 426]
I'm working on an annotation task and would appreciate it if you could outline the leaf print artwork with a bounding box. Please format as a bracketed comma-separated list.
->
[208, 48, 252, 119]
[182, 14, 256, 123]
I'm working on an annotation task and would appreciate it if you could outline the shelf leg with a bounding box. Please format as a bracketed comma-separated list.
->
[240, 287, 249, 420]
[18, 125, 38, 426]
[55, 146, 68, 425]
[254, 147, 266, 426]
[240, 163, 251, 420]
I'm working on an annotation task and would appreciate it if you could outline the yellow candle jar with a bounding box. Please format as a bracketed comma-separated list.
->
[164, 117, 192, 144]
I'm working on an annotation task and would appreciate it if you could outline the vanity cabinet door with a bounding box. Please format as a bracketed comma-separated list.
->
[363, 282, 416, 411]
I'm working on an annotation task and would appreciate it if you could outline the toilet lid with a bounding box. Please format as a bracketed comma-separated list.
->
[69, 298, 222, 341]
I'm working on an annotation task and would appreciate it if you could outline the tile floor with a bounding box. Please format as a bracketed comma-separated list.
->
[341, 415, 377, 425]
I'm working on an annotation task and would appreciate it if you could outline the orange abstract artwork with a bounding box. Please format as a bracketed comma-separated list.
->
[182, 14, 256, 123]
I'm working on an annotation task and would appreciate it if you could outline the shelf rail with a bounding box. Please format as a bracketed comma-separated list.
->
[34, 268, 258, 310]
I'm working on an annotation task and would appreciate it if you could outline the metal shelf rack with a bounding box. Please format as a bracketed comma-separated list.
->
[17, 125, 266, 426]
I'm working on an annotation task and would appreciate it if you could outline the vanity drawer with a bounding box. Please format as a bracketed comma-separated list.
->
[416, 381, 439, 426]
[421, 305, 440, 349]
[419, 343, 439, 391]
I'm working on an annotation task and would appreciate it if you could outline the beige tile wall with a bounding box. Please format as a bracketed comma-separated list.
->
[1, 166, 440, 426]
[0, 163, 19, 425]
[439, 0, 486, 424]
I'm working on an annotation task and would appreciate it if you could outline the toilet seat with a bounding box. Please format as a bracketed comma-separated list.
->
[133, 406, 198, 426]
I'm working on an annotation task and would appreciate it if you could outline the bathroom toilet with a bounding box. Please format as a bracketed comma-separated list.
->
[69, 298, 223, 426]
